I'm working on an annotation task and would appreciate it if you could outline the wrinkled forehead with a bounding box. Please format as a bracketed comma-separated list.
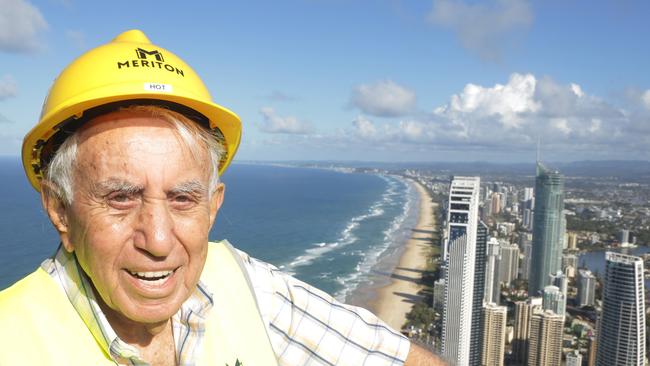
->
[73, 111, 210, 180]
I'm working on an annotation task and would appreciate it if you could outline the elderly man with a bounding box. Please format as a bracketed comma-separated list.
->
[0, 30, 443, 365]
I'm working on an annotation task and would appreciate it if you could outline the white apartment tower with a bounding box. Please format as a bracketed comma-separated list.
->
[442, 177, 481, 366]
[484, 237, 501, 305]
[596, 252, 646, 366]
[497, 242, 519, 286]
[577, 269, 596, 307]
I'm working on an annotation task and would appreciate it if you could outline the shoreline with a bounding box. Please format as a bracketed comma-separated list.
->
[350, 178, 437, 331]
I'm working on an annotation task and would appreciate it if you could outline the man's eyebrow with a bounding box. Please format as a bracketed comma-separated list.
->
[169, 180, 208, 196]
[93, 179, 144, 195]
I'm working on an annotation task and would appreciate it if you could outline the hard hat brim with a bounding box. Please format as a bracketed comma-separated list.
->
[22, 92, 241, 192]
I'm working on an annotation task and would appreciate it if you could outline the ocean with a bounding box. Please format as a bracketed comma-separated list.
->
[0, 158, 418, 303]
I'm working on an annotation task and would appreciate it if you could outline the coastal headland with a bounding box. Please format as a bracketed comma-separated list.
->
[366, 178, 438, 331]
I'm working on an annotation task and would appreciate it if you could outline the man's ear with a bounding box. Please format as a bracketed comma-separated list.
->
[209, 182, 225, 228]
[40, 181, 74, 252]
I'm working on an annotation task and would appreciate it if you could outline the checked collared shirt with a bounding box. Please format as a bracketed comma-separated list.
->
[43, 243, 410, 365]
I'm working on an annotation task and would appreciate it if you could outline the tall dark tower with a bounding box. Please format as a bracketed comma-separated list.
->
[468, 221, 488, 366]
[528, 163, 564, 296]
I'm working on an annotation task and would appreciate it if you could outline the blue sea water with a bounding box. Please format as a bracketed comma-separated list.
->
[0, 158, 418, 302]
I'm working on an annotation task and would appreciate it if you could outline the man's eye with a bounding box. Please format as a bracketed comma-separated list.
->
[111, 194, 130, 202]
[173, 195, 195, 204]
[106, 192, 136, 208]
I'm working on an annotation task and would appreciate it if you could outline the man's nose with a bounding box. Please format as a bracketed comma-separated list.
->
[134, 199, 175, 257]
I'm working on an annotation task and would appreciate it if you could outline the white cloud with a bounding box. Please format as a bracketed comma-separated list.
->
[436, 73, 539, 128]
[641, 90, 650, 110]
[0, 75, 17, 100]
[350, 80, 416, 117]
[0, 0, 48, 53]
[339, 73, 649, 159]
[352, 115, 378, 140]
[269, 73, 648, 161]
[258, 107, 313, 134]
[428, 0, 533, 61]
[550, 118, 571, 135]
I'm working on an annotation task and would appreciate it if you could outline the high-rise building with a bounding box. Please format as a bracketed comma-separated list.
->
[523, 187, 534, 202]
[522, 208, 533, 231]
[442, 177, 481, 366]
[529, 163, 564, 296]
[567, 232, 578, 250]
[561, 254, 578, 278]
[469, 221, 488, 366]
[484, 237, 500, 305]
[481, 304, 507, 366]
[566, 350, 583, 366]
[519, 239, 532, 281]
[497, 242, 519, 286]
[596, 252, 646, 366]
[588, 336, 597, 366]
[619, 229, 630, 245]
[542, 285, 566, 317]
[577, 269, 596, 307]
[512, 297, 542, 364]
[550, 270, 567, 293]
[527, 308, 564, 366]
[490, 192, 501, 216]
[548, 271, 568, 316]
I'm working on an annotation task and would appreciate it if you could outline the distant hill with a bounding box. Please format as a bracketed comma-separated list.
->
[242, 160, 650, 181]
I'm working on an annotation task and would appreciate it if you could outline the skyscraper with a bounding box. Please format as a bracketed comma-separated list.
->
[542, 285, 566, 317]
[481, 304, 507, 366]
[442, 176, 481, 366]
[484, 237, 501, 305]
[561, 254, 578, 278]
[619, 229, 630, 245]
[596, 252, 646, 366]
[527, 308, 564, 366]
[519, 239, 532, 281]
[588, 336, 597, 366]
[469, 220, 488, 366]
[567, 232, 578, 250]
[577, 269, 596, 307]
[529, 163, 564, 295]
[497, 242, 519, 286]
[512, 297, 542, 365]
[490, 192, 501, 215]
[523, 187, 534, 201]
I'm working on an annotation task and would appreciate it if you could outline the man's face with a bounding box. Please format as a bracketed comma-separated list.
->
[53, 111, 223, 325]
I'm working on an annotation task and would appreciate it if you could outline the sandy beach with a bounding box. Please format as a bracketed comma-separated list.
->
[366, 179, 438, 331]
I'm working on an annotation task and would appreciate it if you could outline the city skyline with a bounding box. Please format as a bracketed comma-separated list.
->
[425, 158, 649, 365]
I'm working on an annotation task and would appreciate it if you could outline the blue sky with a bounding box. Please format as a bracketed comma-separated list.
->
[2, 0, 650, 163]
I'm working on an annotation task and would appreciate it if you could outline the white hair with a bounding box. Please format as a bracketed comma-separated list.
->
[44, 105, 225, 205]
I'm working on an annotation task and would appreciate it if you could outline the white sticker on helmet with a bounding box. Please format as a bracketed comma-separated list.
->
[144, 83, 173, 93]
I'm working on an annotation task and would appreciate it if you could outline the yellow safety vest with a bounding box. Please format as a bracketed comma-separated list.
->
[0, 241, 278, 365]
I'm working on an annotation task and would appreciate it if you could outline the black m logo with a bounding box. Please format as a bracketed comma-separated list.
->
[135, 48, 164, 62]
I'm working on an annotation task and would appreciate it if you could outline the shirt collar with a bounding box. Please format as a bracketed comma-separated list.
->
[42, 245, 214, 365]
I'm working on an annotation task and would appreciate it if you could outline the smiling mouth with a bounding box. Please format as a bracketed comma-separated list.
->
[126, 269, 177, 284]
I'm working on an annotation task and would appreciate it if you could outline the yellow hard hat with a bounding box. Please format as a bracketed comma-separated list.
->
[22, 29, 241, 191]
